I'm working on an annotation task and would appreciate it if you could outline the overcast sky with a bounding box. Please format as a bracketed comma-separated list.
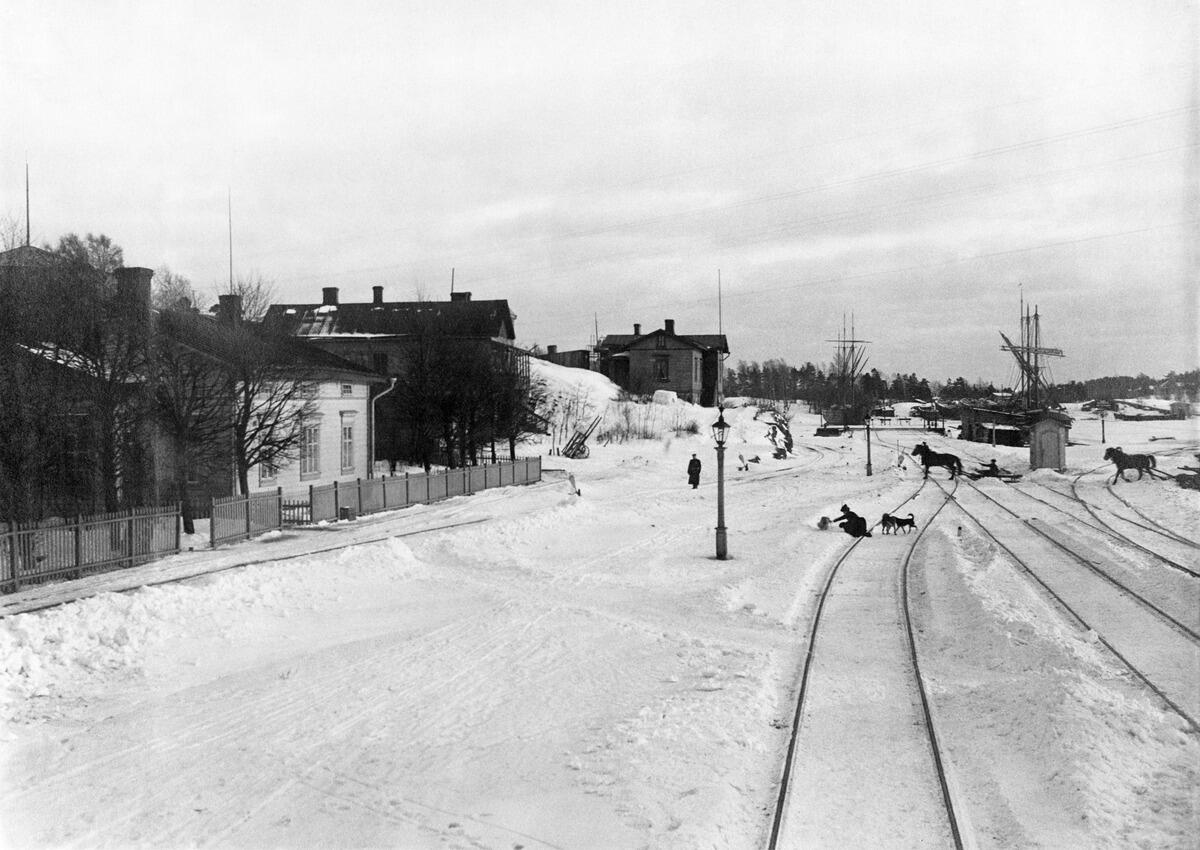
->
[3, 1, 1196, 385]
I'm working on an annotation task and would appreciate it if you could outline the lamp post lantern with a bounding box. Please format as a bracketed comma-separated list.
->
[712, 407, 730, 560]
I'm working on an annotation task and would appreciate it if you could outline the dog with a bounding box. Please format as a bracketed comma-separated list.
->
[881, 512, 917, 534]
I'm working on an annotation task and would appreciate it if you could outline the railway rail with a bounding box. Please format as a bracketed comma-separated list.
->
[767, 480, 965, 849]
[936, 479, 1200, 736]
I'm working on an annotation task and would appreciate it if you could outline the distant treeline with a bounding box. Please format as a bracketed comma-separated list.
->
[724, 360, 1200, 404]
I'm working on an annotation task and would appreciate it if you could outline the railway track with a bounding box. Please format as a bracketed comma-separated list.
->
[936, 479, 1200, 735]
[767, 481, 966, 849]
[941, 439, 1200, 578]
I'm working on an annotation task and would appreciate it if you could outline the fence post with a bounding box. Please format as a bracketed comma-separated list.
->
[333, 480, 340, 516]
[277, 487, 283, 531]
[404, 472, 410, 507]
[357, 478, 363, 514]
[210, 498, 217, 548]
[244, 493, 252, 541]
[463, 468, 469, 495]
[175, 503, 182, 552]
[6, 527, 17, 592]
[74, 515, 83, 573]
[308, 484, 314, 524]
[126, 510, 135, 569]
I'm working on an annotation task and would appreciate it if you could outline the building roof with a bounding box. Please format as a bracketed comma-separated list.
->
[598, 329, 729, 354]
[262, 298, 516, 341]
[159, 309, 379, 382]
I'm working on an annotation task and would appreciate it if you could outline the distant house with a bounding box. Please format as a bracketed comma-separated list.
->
[596, 320, 729, 406]
[262, 287, 528, 469]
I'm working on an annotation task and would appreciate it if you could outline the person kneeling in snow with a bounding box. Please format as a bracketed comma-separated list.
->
[834, 504, 871, 538]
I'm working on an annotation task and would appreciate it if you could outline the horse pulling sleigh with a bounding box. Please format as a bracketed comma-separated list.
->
[1103, 446, 1167, 484]
[911, 442, 963, 479]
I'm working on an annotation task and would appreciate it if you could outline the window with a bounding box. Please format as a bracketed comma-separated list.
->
[258, 460, 278, 484]
[656, 335, 666, 349]
[340, 422, 354, 472]
[340, 383, 354, 397]
[300, 424, 321, 477]
[372, 353, 389, 373]
[653, 355, 670, 382]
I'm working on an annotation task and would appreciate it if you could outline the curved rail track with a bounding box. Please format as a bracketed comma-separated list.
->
[909, 435, 1199, 578]
[936, 479, 1200, 736]
[767, 480, 966, 849]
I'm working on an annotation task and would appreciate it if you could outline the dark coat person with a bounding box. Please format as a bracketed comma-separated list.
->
[834, 504, 871, 538]
[687, 454, 702, 489]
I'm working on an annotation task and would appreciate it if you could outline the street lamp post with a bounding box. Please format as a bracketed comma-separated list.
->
[712, 407, 730, 560]
[865, 413, 873, 476]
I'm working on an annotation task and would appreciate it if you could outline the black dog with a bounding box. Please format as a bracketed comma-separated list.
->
[881, 512, 916, 534]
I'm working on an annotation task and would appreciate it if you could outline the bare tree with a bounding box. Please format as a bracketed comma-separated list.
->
[0, 214, 24, 250]
[153, 266, 199, 311]
[213, 271, 276, 321]
[221, 329, 317, 495]
[47, 233, 124, 275]
[153, 310, 231, 532]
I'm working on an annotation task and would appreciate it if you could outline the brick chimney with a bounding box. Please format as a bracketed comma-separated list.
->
[322, 286, 339, 306]
[114, 266, 154, 317]
[664, 319, 675, 335]
[372, 285, 384, 306]
[547, 345, 558, 355]
[450, 291, 472, 302]
[217, 293, 243, 325]
[633, 323, 641, 336]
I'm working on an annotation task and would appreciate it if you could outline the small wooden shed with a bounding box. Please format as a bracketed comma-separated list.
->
[1029, 411, 1072, 471]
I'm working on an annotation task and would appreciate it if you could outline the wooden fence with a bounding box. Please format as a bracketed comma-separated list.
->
[260, 457, 541, 534]
[1, 505, 181, 594]
[210, 488, 284, 548]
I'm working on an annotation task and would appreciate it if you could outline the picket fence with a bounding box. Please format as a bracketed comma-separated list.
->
[1, 505, 181, 594]
[212, 457, 542, 547]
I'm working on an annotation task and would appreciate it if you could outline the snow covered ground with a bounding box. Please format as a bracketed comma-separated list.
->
[1, 364, 1197, 848]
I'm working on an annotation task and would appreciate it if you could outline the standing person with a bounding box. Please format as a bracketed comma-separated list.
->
[687, 453, 702, 489]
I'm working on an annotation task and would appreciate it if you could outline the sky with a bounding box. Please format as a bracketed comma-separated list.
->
[2, 0, 1196, 386]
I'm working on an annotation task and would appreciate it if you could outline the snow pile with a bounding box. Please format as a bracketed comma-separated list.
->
[0, 537, 432, 722]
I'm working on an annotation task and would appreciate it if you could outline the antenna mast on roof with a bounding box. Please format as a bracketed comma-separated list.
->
[718, 269, 723, 336]
[25, 160, 31, 246]
[450, 267, 455, 296]
[227, 188, 234, 291]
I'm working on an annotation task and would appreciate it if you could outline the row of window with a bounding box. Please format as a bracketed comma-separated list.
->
[259, 412, 357, 484]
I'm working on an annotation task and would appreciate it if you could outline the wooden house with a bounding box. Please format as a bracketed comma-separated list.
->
[595, 320, 728, 406]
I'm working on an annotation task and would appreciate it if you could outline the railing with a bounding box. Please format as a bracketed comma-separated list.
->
[286, 457, 542, 526]
[1, 505, 181, 594]
[210, 488, 283, 548]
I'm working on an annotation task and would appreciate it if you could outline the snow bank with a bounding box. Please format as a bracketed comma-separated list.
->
[0, 537, 432, 723]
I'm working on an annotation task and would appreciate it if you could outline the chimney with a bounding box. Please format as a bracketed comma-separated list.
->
[664, 319, 675, 335]
[113, 266, 154, 317]
[633, 323, 641, 336]
[217, 293, 244, 325]
[547, 345, 558, 355]
[322, 286, 339, 306]
[372, 285, 384, 306]
[450, 291, 472, 302]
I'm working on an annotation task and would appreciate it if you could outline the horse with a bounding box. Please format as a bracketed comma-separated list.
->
[912, 442, 963, 479]
[1103, 446, 1156, 483]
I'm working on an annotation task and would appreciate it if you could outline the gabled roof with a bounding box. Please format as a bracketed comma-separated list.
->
[598, 329, 729, 354]
[262, 298, 516, 341]
[159, 310, 379, 382]
[0, 245, 60, 268]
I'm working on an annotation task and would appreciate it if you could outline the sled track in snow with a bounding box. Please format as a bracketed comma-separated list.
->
[923, 439, 1199, 579]
[937, 480, 1200, 736]
[957, 478, 1200, 643]
[767, 479, 966, 850]
[1099, 481, 1200, 550]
